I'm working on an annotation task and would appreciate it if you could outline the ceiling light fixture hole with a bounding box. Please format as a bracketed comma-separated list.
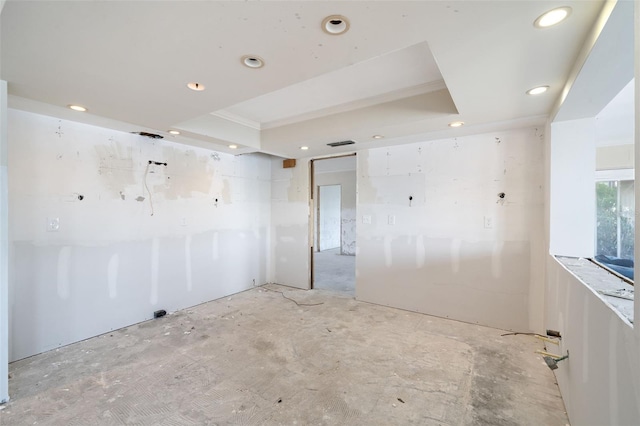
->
[322, 15, 350, 35]
[242, 55, 265, 68]
[187, 82, 205, 91]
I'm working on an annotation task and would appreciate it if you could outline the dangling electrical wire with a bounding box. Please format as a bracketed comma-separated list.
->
[143, 162, 154, 216]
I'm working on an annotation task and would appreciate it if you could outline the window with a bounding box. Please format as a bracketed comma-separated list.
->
[595, 170, 634, 281]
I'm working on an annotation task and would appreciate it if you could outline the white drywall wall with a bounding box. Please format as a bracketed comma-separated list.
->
[314, 168, 357, 255]
[549, 118, 596, 258]
[7, 109, 271, 361]
[318, 185, 341, 251]
[546, 256, 640, 425]
[356, 127, 545, 331]
[0, 81, 9, 403]
[270, 157, 309, 289]
[596, 144, 634, 170]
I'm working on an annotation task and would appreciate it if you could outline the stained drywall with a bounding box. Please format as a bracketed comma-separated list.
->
[356, 128, 545, 331]
[7, 109, 271, 361]
[546, 256, 640, 425]
[549, 118, 596, 258]
[314, 167, 357, 255]
[270, 156, 309, 289]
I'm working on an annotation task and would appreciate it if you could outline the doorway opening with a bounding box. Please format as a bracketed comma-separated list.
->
[310, 155, 356, 295]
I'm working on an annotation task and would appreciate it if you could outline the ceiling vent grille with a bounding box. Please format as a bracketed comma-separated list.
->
[327, 140, 355, 147]
[132, 131, 164, 139]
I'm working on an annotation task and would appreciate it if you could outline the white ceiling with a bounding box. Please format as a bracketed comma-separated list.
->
[1, 1, 606, 158]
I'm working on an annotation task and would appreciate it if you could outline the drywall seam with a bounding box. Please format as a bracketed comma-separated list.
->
[356, 127, 543, 331]
[8, 109, 272, 361]
[0, 80, 9, 403]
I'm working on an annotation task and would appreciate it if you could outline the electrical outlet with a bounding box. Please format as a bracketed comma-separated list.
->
[180, 217, 187, 226]
[484, 216, 493, 229]
[47, 217, 60, 232]
[388, 215, 396, 225]
[362, 215, 372, 224]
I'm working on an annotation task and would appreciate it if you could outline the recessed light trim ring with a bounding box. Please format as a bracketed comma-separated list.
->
[68, 104, 87, 112]
[527, 85, 549, 95]
[322, 15, 350, 35]
[534, 6, 572, 28]
[448, 121, 464, 128]
[241, 55, 265, 69]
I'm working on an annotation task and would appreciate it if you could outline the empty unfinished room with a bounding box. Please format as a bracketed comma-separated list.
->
[0, 1, 639, 425]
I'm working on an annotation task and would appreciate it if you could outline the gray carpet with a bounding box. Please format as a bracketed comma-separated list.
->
[313, 247, 355, 295]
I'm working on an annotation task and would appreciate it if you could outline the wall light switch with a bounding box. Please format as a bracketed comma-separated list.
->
[362, 215, 372, 224]
[47, 217, 60, 232]
[484, 216, 493, 229]
[388, 215, 396, 225]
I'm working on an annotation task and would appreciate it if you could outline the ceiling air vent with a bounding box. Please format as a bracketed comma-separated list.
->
[327, 140, 355, 147]
[131, 131, 164, 139]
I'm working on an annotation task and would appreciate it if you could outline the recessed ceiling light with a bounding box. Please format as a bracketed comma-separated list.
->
[68, 105, 87, 112]
[534, 7, 572, 28]
[168, 130, 180, 135]
[527, 85, 549, 95]
[322, 15, 350, 35]
[300, 146, 309, 150]
[187, 82, 205, 91]
[241, 55, 265, 69]
[448, 121, 464, 128]
[372, 135, 384, 139]
[229, 144, 238, 149]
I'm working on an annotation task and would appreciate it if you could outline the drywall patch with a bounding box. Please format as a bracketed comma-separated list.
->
[160, 148, 213, 200]
[107, 254, 119, 299]
[57, 246, 71, 299]
[95, 143, 135, 199]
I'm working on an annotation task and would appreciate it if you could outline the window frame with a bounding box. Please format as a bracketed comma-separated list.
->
[594, 168, 635, 285]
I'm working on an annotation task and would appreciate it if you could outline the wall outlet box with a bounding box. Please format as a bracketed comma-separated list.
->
[484, 216, 493, 229]
[362, 215, 372, 224]
[47, 217, 60, 232]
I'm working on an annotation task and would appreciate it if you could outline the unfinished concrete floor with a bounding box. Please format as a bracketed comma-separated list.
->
[1, 285, 568, 425]
[313, 248, 355, 295]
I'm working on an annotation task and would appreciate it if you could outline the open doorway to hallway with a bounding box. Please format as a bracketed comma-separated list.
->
[311, 155, 356, 295]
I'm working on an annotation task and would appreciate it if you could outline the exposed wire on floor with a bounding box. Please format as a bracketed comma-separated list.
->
[501, 332, 556, 339]
[262, 286, 324, 307]
[143, 162, 154, 216]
